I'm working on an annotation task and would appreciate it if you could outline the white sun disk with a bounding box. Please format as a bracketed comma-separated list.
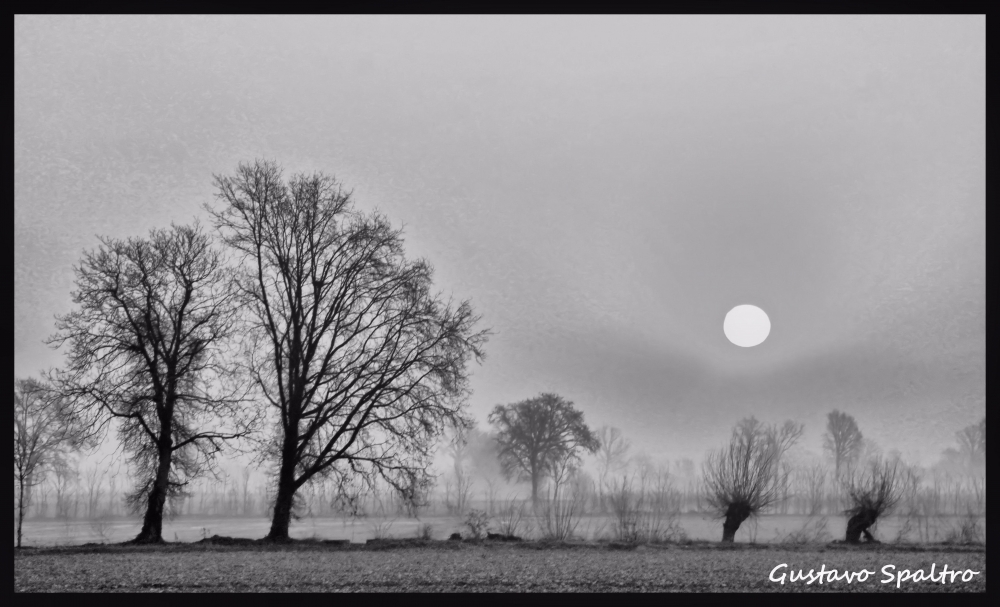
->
[723, 305, 771, 347]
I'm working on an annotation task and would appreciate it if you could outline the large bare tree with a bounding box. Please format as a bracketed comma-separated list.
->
[489, 393, 599, 509]
[208, 160, 488, 541]
[14, 377, 87, 548]
[48, 223, 253, 543]
[823, 409, 864, 480]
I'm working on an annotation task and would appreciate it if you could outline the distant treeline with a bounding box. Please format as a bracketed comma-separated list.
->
[19, 447, 984, 522]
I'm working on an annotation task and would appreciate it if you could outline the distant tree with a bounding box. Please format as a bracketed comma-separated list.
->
[793, 460, 829, 516]
[443, 426, 493, 515]
[629, 451, 657, 477]
[823, 410, 864, 480]
[734, 417, 803, 465]
[83, 465, 105, 519]
[595, 425, 631, 513]
[842, 456, 904, 543]
[596, 426, 632, 486]
[702, 417, 800, 542]
[956, 416, 986, 470]
[208, 160, 488, 541]
[489, 393, 599, 509]
[14, 377, 86, 548]
[48, 223, 254, 543]
[856, 437, 882, 467]
[673, 458, 696, 481]
[445, 426, 497, 481]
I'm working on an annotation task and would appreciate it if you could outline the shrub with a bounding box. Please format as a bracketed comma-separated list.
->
[494, 495, 527, 538]
[606, 470, 684, 544]
[943, 510, 984, 545]
[463, 509, 490, 540]
[416, 522, 434, 540]
[369, 517, 395, 540]
[778, 516, 831, 544]
[537, 465, 588, 541]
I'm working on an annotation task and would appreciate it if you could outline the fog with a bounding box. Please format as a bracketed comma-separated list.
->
[15, 16, 983, 542]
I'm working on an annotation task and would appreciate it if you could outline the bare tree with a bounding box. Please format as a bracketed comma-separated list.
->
[240, 467, 253, 516]
[596, 426, 631, 481]
[823, 410, 864, 480]
[794, 461, 829, 516]
[537, 449, 589, 541]
[48, 223, 254, 543]
[83, 465, 105, 519]
[443, 425, 496, 514]
[703, 418, 798, 542]
[956, 416, 986, 471]
[735, 417, 803, 514]
[53, 457, 78, 520]
[208, 160, 488, 541]
[14, 378, 86, 548]
[857, 437, 881, 465]
[489, 393, 599, 509]
[595, 425, 631, 512]
[842, 455, 904, 543]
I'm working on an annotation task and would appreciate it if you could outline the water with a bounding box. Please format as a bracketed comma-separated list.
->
[15, 513, 984, 546]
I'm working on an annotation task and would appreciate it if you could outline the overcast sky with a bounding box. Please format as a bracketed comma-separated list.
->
[15, 15, 984, 465]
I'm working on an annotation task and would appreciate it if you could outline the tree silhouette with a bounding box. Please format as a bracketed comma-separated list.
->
[823, 410, 864, 480]
[48, 223, 253, 543]
[595, 425, 631, 512]
[842, 455, 904, 543]
[703, 417, 801, 542]
[956, 416, 986, 471]
[489, 393, 599, 509]
[14, 377, 87, 548]
[208, 160, 488, 541]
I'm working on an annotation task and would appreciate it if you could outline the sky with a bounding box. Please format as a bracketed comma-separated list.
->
[15, 15, 984, 467]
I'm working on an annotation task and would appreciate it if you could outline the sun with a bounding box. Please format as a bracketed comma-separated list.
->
[723, 305, 771, 347]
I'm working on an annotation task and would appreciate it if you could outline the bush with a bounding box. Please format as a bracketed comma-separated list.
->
[369, 517, 395, 540]
[606, 470, 684, 544]
[494, 495, 527, 539]
[537, 470, 588, 541]
[463, 509, 490, 540]
[777, 516, 830, 544]
[416, 523, 434, 540]
[943, 510, 984, 545]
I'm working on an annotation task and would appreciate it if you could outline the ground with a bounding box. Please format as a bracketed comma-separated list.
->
[15, 541, 986, 592]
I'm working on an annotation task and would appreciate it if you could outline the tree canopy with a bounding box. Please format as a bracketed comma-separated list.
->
[489, 392, 599, 507]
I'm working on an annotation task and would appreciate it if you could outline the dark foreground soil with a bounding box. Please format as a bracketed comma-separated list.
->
[14, 539, 986, 592]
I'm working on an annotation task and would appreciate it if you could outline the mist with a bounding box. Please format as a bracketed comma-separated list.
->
[15, 15, 983, 546]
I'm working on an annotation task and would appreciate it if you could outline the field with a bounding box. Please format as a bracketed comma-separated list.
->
[15, 541, 986, 592]
[15, 512, 985, 546]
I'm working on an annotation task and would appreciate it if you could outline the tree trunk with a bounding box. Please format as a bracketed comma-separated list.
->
[268, 478, 296, 541]
[134, 446, 173, 543]
[17, 475, 25, 549]
[530, 470, 540, 511]
[266, 431, 300, 542]
[721, 502, 751, 543]
[845, 509, 878, 544]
